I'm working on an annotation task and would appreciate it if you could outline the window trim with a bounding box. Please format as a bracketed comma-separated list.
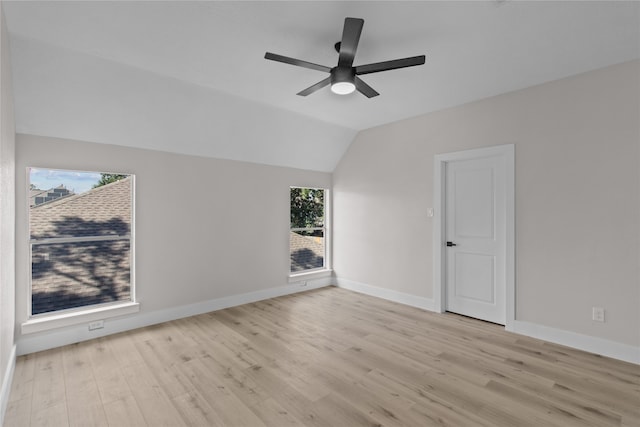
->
[290, 227, 324, 233]
[31, 235, 130, 246]
[289, 186, 331, 276]
[22, 301, 140, 334]
[288, 268, 333, 283]
[25, 167, 137, 328]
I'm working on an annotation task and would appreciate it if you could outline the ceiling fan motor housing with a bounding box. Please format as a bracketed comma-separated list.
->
[331, 67, 355, 86]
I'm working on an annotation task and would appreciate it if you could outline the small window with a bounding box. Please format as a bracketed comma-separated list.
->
[28, 168, 134, 316]
[290, 187, 327, 273]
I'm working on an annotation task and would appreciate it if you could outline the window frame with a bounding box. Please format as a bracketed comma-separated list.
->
[288, 186, 332, 280]
[22, 167, 139, 333]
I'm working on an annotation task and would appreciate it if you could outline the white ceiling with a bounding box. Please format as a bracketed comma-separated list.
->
[4, 1, 639, 171]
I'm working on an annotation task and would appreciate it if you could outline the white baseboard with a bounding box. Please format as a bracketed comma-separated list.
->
[334, 277, 435, 312]
[16, 277, 638, 366]
[334, 277, 638, 365]
[17, 278, 331, 356]
[511, 320, 639, 365]
[0, 344, 17, 426]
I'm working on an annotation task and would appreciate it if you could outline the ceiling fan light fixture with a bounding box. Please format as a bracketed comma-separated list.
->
[331, 81, 356, 95]
[330, 67, 356, 95]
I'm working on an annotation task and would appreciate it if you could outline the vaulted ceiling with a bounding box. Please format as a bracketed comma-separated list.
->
[4, 1, 639, 171]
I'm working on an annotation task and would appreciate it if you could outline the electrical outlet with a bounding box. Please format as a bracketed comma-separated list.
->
[88, 320, 104, 331]
[592, 307, 605, 322]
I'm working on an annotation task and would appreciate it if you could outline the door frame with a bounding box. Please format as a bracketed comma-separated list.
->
[433, 144, 515, 330]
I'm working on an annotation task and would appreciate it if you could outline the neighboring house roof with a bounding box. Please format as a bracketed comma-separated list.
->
[30, 177, 131, 239]
[29, 184, 74, 207]
[290, 231, 324, 272]
[30, 177, 132, 315]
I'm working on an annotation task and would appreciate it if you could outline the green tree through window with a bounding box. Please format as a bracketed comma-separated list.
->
[290, 187, 324, 229]
[93, 173, 128, 188]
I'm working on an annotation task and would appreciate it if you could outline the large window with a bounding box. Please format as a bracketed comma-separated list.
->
[28, 168, 134, 316]
[290, 187, 327, 273]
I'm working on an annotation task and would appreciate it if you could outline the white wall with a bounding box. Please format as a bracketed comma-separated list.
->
[334, 60, 640, 353]
[0, 2, 16, 423]
[15, 134, 331, 353]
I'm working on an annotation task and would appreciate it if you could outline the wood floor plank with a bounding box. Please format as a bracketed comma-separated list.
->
[437, 350, 623, 426]
[121, 362, 187, 426]
[104, 331, 146, 369]
[6, 286, 639, 427]
[176, 356, 268, 427]
[8, 353, 36, 403]
[248, 397, 307, 427]
[310, 366, 420, 427]
[242, 362, 331, 426]
[31, 402, 68, 427]
[311, 393, 382, 427]
[30, 348, 66, 413]
[365, 368, 495, 427]
[102, 395, 147, 427]
[3, 398, 32, 427]
[340, 343, 565, 427]
[170, 391, 226, 426]
[61, 342, 108, 427]
[503, 354, 640, 418]
[131, 338, 195, 400]
[88, 338, 134, 406]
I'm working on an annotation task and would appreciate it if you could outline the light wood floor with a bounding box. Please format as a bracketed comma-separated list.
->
[5, 286, 640, 427]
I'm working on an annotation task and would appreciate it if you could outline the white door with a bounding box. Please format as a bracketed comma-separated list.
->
[445, 154, 506, 324]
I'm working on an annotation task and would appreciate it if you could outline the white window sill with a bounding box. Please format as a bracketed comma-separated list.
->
[288, 269, 333, 283]
[22, 301, 140, 334]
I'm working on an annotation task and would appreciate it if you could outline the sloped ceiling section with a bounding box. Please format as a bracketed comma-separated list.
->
[4, 1, 640, 171]
[10, 36, 356, 172]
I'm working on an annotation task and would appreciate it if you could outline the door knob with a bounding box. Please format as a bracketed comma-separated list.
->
[446, 241, 457, 247]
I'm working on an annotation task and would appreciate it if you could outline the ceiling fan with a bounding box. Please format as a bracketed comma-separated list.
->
[264, 17, 426, 98]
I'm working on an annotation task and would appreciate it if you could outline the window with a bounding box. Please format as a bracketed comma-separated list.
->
[28, 168, 134, 316]
[290, 187, 328, 273]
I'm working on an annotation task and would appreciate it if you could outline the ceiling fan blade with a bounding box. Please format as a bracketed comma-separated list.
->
[265, 52, 331, 73]
[297, 76, 332, 96]
[355, 55, 426, 76]
[338, 18, 364, 68]
[354, 76, 379, 98]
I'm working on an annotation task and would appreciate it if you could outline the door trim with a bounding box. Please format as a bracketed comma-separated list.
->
[433, 144, 515, 330]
